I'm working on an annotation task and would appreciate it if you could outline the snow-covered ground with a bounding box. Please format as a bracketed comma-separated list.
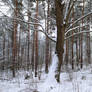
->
[0, 55, 92, 92]
[38, 68, 92, 92]
[38, 55, 92, 92]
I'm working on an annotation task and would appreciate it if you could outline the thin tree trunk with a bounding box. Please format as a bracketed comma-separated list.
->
[65, 39, 68, 65]
[8, 35, 10, 63]
[45, 0, 50, 73]
[86, 19, 90, 64]
[71, 7, 74, 69]
[12, 0, 18, 77]
[35, 0, 39, 77]
[80, 0, 84, 69]
[3, 34, 5, 70]
[79, 27, 81, 67]
[17, 26, 21, 70]
[31, 31, 35, 71]
[27, 3, 31, 70]
[76, 37, 79, 67]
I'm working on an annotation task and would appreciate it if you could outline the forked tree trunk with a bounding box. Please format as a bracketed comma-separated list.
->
[55, 0, 65, 82]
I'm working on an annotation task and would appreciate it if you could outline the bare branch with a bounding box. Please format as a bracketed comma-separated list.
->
[65, 23, 90, 35]
[36, 29, 56, 43]
[65, 1, 74, 24]
[67, 11, 92, 30]
[65, 0, 77, 24]
[0, 14, 57, 43]
[65, 30, 92, 40]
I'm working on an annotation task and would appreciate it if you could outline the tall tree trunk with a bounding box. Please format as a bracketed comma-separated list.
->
[71, 7, 74, 69]
[27, 2, 31, 70]
[86, 18, 91, 64]
[31, 31, 35, 71]
[45, 0, 50, 73]
[8, 35, 10, 63]
[35, 0, 39, 77]
[3, 33, 5, 70]
[79, 27, 81, 67]
[80, 0, 84, 68]
[12, 0, 18, 77]
[55, 0, 65, 82]
[17, 26, 21, 70]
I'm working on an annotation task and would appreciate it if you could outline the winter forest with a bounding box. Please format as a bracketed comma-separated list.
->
[0, 0, 92, 92]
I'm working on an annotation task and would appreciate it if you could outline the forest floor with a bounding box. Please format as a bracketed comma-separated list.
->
[0, 65, 92, 92]
[0, 54, 92, 92]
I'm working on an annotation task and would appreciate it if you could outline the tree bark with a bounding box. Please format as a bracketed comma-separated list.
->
[12, 0, 18, 77]
[45, 0, 50, 73]
[35, 0, 39, 77]
[55, 0, 65, 82]
[27, 2, 31, 70]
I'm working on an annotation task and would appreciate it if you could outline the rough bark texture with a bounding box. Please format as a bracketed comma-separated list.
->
[12, 0, 18, 77]
[55, 0, 65, 82]
[45, 0, 50, 73]
[35, 0, 38, 77]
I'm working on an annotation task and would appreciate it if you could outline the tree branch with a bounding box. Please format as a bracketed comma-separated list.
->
[65, 23, 90, 35]
[65, 30, 92, 40]
[67, 11, 92, 30]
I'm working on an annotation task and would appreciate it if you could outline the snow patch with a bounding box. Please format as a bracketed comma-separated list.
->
[38, 54, 58, 92]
